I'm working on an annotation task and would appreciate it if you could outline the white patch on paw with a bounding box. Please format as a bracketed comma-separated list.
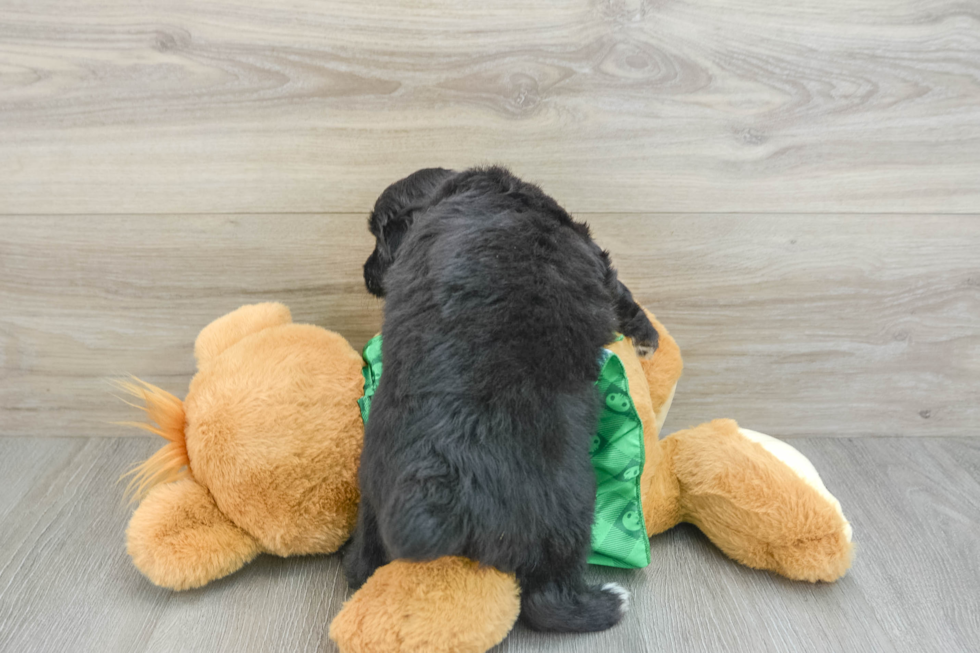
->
[602, 582, 631, 615]
[634, 343, 655, 359]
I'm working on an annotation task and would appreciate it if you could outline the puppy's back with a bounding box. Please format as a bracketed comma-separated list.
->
[383, 169, 615, 394]
[366, 168, 615, 569]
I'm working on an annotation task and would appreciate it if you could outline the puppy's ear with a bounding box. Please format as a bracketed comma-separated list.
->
[365, 209, 417, 297]
[365, 167, 454, 297]
[373, 209, 415, 261]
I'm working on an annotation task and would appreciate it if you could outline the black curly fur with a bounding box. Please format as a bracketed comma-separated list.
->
[346, 166, 656, 632]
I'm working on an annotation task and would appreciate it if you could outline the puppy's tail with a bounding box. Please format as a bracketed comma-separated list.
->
[379, 466, 468, 561]
[521, 581, 630, 633]
[113, 378, 189, 502]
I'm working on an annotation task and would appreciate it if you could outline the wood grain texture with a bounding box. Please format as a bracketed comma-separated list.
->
[0, 436, 977, 652]
[2, 214, 978, 438]
[1, 0, 979, 214]
[593, 214, 980, 438]
[0, 215, 382, 438]
[0, 437, 350, 653]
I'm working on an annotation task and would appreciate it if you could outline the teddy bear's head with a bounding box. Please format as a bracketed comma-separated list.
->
[123, 303, 366, 590]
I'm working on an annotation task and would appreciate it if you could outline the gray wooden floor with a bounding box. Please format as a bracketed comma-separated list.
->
[1, 436, 977, 653]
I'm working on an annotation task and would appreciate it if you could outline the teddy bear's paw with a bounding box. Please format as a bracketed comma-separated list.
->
[329, 557, 520, 653]
[126, 478, 261, 590]
[767, 529, 855, 583]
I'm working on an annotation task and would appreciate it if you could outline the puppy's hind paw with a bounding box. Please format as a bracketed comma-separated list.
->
[601, 582, 631, 616]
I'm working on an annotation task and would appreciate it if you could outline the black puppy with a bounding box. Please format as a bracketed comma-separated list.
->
[345, 166, 658, 633]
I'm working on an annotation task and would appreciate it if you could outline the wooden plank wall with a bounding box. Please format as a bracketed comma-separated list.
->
[1, 0, 979, 438]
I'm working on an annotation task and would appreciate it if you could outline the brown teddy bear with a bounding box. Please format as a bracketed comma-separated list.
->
[120, 303, 852, 653]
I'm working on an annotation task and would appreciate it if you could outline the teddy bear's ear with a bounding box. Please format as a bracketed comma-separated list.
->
[194, 303, 293, 367]
[126, 478, 261, 590]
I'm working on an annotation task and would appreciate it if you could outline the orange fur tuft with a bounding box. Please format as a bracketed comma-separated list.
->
[114, 378, 190, 502]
